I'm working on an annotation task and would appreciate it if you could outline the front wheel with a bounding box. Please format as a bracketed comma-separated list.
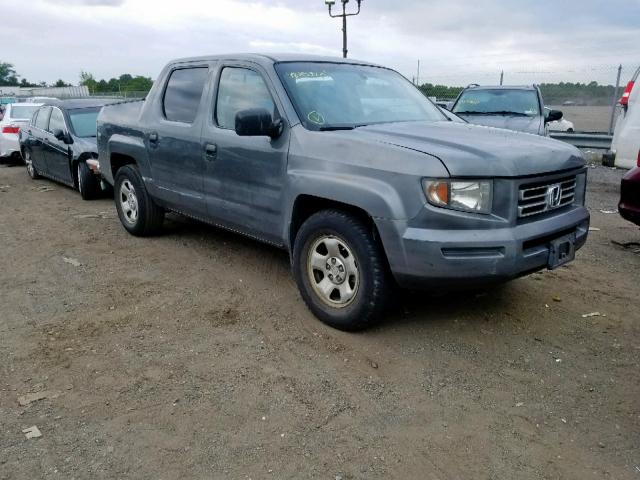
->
[77, 161, 101, 200]
[293, 209, 391, 331]
[114, 165, 164, 236]
[24, 150, 40, 179]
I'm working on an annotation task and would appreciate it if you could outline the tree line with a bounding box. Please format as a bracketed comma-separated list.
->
[0, 61, 153, 93]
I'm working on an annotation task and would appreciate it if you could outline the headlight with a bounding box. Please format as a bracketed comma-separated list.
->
[423, 179, 493, 214]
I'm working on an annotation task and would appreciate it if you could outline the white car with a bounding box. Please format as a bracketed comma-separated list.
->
[0, 102, 42, 161]
[609, 66, 640, 169]
[545, 107, 574, 132]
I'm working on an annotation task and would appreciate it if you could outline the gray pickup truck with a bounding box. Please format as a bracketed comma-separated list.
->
[97, 54, 589, 330]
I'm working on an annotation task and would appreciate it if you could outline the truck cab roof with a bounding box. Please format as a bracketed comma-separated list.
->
[167, 53, 382, 68]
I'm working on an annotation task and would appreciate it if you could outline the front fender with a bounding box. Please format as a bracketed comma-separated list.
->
[287, 170, 409, 220]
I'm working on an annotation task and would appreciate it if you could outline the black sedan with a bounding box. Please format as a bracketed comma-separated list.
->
[19, 99, 115, 200]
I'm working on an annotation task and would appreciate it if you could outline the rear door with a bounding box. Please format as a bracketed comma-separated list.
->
[145, 64, 211, 217]
[42, 107, 73, 185]
[30, 106, 51, 173]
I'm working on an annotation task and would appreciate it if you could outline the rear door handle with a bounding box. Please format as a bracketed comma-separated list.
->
[204, 143, 217, 160]
[148, 132, 158, 144]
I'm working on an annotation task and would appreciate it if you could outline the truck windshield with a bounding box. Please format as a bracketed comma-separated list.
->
[453, 89, 540, 116]
[275, 62, 445, 130]
[68, 107, 100, 137]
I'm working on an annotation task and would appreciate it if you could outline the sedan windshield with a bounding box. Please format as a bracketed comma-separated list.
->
[275, 62, 445, 130]
[453, 89, 540, 116]
[68, 107, 100, 137]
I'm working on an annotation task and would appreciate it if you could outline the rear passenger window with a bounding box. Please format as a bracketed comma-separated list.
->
[162, 67, 208, 123]
[35, 107, 51, 130]
[31, 110, 39, 126]
[216, 67, 275, 130]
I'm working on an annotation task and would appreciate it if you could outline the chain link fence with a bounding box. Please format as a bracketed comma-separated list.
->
[413, 64, 634, 133]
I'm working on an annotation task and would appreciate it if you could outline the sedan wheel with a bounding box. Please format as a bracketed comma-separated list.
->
[24, 151, 39, 179]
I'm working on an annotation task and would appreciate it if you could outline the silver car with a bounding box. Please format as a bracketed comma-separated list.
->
[451, 85, 563, 136]
[0, 102, 42, 161]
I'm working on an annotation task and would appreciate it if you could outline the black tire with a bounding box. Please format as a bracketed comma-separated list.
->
[114, 165, 164, 236]
[77, 161, 101, 200]
[292, 209, 391, 331]
[24, 150, 40, 179]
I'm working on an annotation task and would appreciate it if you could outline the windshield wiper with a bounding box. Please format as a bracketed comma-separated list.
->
[318, 123, 370, 131]
[484, 111, 530, 117]
[455, 110, 530, 117]
[318, 125, 355, 131]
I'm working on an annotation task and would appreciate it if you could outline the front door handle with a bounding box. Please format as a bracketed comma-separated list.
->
[204, 143, 217, 160]
[148, 132, 158, 144]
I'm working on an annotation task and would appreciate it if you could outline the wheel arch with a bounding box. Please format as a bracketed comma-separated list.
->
[104, 134, 148, 184]
[288, 194, 387, 262]
[71, 152, 98, 188]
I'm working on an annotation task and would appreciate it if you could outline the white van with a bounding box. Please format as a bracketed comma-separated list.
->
[609, 66, 640, 169]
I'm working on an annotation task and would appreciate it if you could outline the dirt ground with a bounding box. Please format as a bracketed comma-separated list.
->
[1, 162, 639, 480]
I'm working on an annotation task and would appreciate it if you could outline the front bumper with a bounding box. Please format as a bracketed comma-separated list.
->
[619, 167, 640, 226]
[376, 206, 590, 289]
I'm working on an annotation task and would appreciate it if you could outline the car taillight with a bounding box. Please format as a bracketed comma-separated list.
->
[637, 149, 640, 167]
[1, 125, 20, 134]
[620, 81, 634, 106]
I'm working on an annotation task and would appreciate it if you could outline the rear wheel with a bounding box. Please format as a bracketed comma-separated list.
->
[77, 161, 101, 200]
[293, 209, 391, 331]
[24, 150, 40, 179]
[114, 165, 164, 236]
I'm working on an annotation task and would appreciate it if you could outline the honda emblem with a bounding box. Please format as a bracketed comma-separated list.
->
[546, 184, 562, 209]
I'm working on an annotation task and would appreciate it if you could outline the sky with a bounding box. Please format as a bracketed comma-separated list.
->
[2, 0, 639, 87]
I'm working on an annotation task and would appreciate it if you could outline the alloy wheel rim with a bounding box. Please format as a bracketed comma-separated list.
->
[77, 164, 83, 192]
[119, 180, 139, 225]
[25, 152, 34, 176]
[307, 234, 359, 308]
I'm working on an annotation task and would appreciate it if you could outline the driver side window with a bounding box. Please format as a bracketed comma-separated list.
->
[48, 108, 66, 134]
[215, 67, 275, 130]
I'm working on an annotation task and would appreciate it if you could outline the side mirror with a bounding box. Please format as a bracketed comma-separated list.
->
[235, 108, 283, 139]
[52, 128, 72, 144]
[545, 109, 563, 123]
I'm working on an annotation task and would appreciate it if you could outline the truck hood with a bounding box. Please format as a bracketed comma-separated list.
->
[455, 114, 544, 135]
[354, 121, 583, 177]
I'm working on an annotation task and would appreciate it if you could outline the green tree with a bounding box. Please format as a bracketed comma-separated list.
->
[124, 75, 153, 92]
[54, 79, 70, 87]
[79, 71, 97, 92]
[0, 62, 19, 86]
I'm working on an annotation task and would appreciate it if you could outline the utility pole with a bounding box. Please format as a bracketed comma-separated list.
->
[500, 70, 504, 86]
[416, 60, 420, 86]
[608, 64, 622, 135]
[325, 0, 363, 59]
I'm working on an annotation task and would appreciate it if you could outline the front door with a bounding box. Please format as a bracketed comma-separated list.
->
[42, 107, 73, 185]
[145, 65, 211, 217]
[201, 64, 290, 245]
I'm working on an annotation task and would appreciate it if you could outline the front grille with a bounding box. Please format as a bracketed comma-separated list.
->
[518, 176, 576, 218]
